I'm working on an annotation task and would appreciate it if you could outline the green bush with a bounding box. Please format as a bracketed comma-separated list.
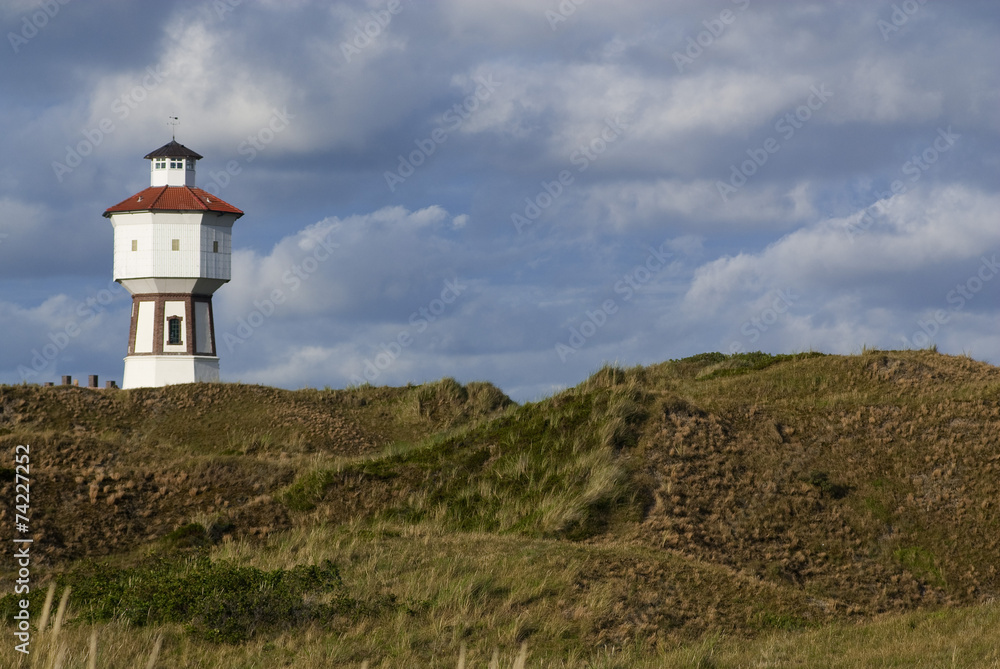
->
[165, 522, 211, 549]
[57, 556, 362, 643]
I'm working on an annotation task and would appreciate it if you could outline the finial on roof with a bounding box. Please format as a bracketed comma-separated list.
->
[168, 116, 179, 140]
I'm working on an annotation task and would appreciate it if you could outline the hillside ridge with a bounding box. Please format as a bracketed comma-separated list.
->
[2, 349, 1000, 664]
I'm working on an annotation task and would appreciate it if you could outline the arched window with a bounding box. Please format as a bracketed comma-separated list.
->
[167, 317, 183, 345]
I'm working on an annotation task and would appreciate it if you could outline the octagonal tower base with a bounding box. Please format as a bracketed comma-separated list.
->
[122, 355, 220, 389]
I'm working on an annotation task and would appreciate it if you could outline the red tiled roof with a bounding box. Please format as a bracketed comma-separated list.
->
[103, 186, 244, 218]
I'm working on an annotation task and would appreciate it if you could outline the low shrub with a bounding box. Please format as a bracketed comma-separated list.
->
[56, 556, 364, 643]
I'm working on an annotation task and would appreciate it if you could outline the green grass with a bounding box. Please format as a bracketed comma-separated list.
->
[50, 555, 361, 644]
[694, 350, 827, 380]
[894, 546, 946, 587]
[279, 378, 646, 539]
[3, 350, 1000, 666]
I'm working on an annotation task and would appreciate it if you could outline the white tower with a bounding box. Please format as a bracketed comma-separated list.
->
[104, 140, 244, 389]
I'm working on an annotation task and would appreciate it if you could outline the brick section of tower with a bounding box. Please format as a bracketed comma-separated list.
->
[127, 293, 216, 356]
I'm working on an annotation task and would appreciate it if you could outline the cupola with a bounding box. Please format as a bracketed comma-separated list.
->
[144, 140, 203, 187]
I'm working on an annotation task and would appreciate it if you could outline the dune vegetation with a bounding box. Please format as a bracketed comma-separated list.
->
[2, 349, 1000, 667]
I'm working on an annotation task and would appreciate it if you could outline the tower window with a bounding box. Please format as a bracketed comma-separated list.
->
[167, 317, 183, 345]
[172, 239, 180, 251]
[131, 240, 138, 252]
[213, 240, 219, 253]
[154, 158, 166, 169]
[170, 159, 183, 169]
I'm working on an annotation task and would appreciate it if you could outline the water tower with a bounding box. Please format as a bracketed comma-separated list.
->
[103, 139, 243, 388]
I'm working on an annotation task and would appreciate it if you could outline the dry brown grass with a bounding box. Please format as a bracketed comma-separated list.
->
[6, 602, 999, 668]
[3, 351, 1000, 666]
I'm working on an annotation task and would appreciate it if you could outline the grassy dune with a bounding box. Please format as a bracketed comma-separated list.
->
[2, 349, 1000, 666]
[12, 583, 1000, 668]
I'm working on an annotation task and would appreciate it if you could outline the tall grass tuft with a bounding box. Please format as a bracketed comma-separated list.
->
[513, 642, 528, 669]
[144, 634, 163, 669]
[34, 586, 70, 669]
[37, 583, 56, 638]
[86, 630, 97, 669]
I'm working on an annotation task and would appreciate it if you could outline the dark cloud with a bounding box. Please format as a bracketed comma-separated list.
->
[1, 0, 998, 398]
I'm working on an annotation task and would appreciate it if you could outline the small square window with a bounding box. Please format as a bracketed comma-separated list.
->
[154, 158, 166, 169]
[170, 159, 183, 169]
[213, 240, 219, 253]
[131, 240, 137, 252]
[172, 239, 180, 251]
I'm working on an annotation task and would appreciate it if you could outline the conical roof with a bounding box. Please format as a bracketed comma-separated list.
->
[143, 140, 203, 160]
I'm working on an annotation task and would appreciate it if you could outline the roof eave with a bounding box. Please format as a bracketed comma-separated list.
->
[143, 140, 204, 160]
[104, 208, 244, 218]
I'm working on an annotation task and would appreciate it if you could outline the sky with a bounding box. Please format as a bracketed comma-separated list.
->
[1, 0, 999, 402]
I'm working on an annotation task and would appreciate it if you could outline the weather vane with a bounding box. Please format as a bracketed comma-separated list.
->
[168, 116, 179, 140]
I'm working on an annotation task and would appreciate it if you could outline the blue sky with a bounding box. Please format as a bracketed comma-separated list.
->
[1, 0, 998, 401]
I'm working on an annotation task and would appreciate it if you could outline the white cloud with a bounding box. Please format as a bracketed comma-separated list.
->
[219, 205, 460, 326]
[0, 292, 128, 382]
[4, 0, 1000, 396]
[456, 60, 823, 161]
[674, 184, 1000, 361]
[834, 57, 944, 124]
[575, 179, 817, 232]
[685, 185, 1000, 313]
